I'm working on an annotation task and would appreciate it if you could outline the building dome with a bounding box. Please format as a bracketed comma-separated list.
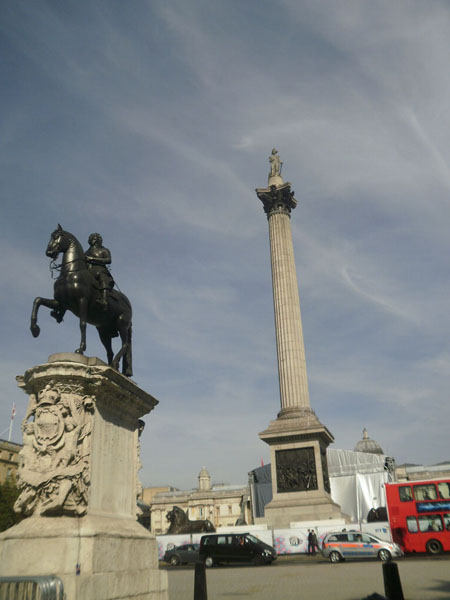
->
[354, 428, 384, 455]
[198, 466, 211, 491]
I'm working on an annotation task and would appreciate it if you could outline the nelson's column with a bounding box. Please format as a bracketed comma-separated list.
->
[256, 149, 345, 527]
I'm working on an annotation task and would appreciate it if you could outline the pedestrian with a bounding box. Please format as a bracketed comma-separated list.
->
[307, 529, 314, 555]
[311, 530, 319, 556]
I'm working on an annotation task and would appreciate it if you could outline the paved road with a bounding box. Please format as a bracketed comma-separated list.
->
[165, 555, 450, 600]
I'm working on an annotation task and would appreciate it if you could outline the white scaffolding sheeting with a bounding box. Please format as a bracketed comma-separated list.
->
[327, 448, 386, 476]
[327, 448, 388, 522]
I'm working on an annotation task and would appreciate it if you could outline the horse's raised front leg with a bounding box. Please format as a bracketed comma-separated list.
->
[50, 306, 66, 323]
[75, 297, 88, 354]
[30, 297, 62, 338]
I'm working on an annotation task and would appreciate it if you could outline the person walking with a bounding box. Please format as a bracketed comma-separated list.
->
[311, 530, 319, 556]
[307, 530, 314, 555]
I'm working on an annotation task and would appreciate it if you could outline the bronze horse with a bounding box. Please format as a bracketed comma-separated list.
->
[30, 225, 133, 376]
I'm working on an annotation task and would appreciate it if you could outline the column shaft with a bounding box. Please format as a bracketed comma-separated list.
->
[268, 211, 310, 413]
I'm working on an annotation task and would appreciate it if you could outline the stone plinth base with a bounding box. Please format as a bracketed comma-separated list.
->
[0, 516, 167, 600]
[259, 409, 349, 529]
[263, 494, 345, 528]
[0, 354, 168, 600]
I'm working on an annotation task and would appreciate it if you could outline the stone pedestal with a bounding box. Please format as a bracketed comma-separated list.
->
[259, 409, 346, 528]
[0, 354, 168, 600]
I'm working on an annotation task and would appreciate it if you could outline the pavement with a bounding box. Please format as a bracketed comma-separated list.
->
[164, 554, 450, 600]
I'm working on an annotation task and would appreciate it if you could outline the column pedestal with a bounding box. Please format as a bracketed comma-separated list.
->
[0, 354, 168, 600]
[259, 410, 346, 528]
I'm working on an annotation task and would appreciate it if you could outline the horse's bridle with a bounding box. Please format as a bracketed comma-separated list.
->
[49, 258, 62, 279]
[49, 256, 85, 279]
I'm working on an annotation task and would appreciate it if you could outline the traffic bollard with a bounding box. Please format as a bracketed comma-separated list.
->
[382, 561, 404, 600]
[194, 561, 207, 600]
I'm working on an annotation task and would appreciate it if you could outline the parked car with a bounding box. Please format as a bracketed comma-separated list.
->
[321, 531, 403, 563]
[199, 533, 277, 567]
[163, 543, 200, 566]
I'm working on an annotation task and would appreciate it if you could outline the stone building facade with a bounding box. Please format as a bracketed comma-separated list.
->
[0, 439, 21, 484]
[395, 462, 450, 482]
[140, 486, 178, 506]
[148, 468, 251, 534]
[352, 429, 450, 483]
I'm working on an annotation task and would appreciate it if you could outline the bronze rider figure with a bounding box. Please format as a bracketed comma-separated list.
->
[84, 233, 114, 309]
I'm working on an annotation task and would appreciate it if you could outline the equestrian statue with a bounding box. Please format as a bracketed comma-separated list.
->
[30, 225, 133, 377]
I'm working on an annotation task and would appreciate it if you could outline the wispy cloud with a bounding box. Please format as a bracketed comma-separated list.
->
[340, 266, 417, 322]
[2, 1, 450, 488]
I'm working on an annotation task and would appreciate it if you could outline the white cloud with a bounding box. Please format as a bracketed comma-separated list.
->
[2, 1, 450, 490]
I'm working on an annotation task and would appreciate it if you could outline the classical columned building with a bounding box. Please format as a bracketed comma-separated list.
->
[147, 468, 251, 534]
[0, 439, 21, 484]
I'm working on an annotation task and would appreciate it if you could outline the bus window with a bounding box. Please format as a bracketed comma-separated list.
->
[438, 482, 450, 500]
[399, 486, 413, 502]
[413, 484, 437, 501]
[406, 516, 418, 533]
[443, 514, 450, 530]
[418, 515, 443, 533]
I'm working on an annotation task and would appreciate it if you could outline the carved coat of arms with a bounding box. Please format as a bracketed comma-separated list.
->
[15, 381, 94, 517]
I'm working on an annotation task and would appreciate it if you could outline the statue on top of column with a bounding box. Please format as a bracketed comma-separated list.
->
[269, 148, 283, 179]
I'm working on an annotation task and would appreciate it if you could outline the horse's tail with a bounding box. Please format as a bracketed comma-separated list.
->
[124, 324, 133, 377]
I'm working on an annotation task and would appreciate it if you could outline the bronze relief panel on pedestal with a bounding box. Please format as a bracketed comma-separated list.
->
[275, 447, 318, 493]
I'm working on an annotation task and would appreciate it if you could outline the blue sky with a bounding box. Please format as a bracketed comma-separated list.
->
[1, 1, 450, 490]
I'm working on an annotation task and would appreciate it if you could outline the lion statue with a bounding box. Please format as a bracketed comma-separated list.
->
[166, 506, 215, 534]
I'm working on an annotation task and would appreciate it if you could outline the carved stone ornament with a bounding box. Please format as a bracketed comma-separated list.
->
[14, 380, 94, 517]
[256, 182, 297, 218]
[276, 447, 318, 493]
[320, 445, 331, 493]
[136, 419, 145, 518]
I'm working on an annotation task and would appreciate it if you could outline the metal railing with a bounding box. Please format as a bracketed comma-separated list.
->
[0, 576, 64, 600]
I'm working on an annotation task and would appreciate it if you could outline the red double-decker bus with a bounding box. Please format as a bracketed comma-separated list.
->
[385, 479, 450, 554]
